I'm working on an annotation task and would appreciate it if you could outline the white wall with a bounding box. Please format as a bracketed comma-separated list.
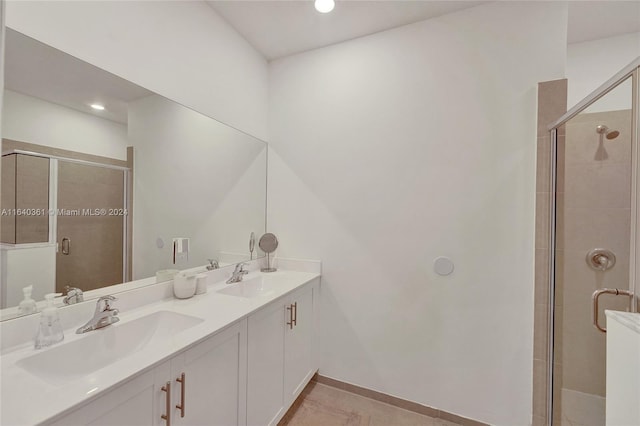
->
[0, 0, 6, 306]
[268, 2, 567, 425]
[566, 32, 640, 110]
[3, 90, 128, 160]
[0, 0, 4, 138]
[5, 0, 268, 140]
[197, 152, 267, 261]
[129, 95, 266, 279]
[0, 245, 55, 308]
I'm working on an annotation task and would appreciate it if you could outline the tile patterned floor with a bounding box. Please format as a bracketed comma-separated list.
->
[279, 382, 461, 426]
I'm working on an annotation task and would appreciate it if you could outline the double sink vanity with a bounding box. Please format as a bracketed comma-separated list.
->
[0, 260, 321, 425]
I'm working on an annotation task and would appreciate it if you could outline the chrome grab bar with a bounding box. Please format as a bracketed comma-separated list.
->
[591, 288, 633, 332]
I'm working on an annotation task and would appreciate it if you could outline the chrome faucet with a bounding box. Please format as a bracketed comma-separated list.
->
[63, 286, 84, 305]
[76, 295, 120, 334]
[207, 258, 220, 271]
[226, 262, 249, 284]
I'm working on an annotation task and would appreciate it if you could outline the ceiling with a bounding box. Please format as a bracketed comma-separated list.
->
[4, 2, 639, 122]
[4, 29, 153, 124]
[208, 0, 640, 61]
[207, 1, 487, 60]
[567, 1, 640, 44]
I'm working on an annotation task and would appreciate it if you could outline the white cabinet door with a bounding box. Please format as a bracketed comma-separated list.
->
[606, 315, 640, 426]
[247, 299, 286, 426]
[49, 320, 247, 426]
[247, 280, 319, 425]
[284, 283, 315, 406]
[173, 320, 247, 426]
[48, 364, 170, 426]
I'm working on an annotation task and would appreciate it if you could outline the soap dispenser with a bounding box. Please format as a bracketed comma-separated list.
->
[18, 285, 37, 315]
[34, 293, 64, 349]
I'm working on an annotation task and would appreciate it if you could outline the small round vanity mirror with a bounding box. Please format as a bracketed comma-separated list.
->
[259, 233, 278, 272]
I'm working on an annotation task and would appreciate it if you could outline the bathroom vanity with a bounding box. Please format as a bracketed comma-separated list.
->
[0, 10, 315, 426]
[0, 263, 320, 425]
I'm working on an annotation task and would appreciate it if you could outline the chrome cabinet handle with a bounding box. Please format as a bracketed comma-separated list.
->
[592, 288, 632, 332]
[176, 373, 185, 418]
[161, 381, 171, 425]
[61, 237, 71, 255]
[286, 302, 298, 329]
[292, 302, 297, 327]
[286, 304, 294, 329]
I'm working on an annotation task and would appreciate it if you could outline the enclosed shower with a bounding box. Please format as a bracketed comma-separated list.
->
[544, 58, 639, 425]
[0, 144, 131, 307]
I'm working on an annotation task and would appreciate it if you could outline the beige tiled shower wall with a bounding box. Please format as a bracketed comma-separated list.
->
[1, 154, 17, 243]
[0, 153, 49, 244]
[15, 154, 49, 243]
[554, 109, 632, 422]
[533, 79, 567, 426]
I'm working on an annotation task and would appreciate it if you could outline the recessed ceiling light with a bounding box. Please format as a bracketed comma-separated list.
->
[314, 0, 335, 14]
[90, 104, 105, 111]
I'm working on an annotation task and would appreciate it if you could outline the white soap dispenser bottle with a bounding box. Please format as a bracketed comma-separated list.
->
[18, 285, 37, 315]
[34, 293, 64, 349]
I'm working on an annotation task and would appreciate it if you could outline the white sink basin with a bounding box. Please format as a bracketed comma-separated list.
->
[17, 310, 203, 386]
[217, 276, 276, 298]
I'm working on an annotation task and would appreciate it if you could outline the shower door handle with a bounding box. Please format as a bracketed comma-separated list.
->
[591, 288, 633, 332]
[61, 238, 71, 255]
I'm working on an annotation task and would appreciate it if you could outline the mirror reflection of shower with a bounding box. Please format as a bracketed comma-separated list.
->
[594, 124, 619, 161]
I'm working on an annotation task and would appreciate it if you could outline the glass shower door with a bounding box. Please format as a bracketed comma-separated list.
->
[56, 160, 126, 293]
[552, 75, 636, 426]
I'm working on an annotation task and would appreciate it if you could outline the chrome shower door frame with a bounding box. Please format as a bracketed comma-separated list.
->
[547, 58, 640, 426]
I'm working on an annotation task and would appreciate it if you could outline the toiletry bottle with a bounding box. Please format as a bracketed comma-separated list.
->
[18, 285, 37, 315]
[34, 293, 64, 349]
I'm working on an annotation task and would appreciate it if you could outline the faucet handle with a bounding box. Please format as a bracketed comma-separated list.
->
[235, 262, 249, 272]
[96, 295, 117, 311]
[63, 286, 84, 305]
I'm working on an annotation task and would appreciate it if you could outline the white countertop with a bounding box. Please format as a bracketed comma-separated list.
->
[605, 310, 640, 335]
[0, 268, 320, 425]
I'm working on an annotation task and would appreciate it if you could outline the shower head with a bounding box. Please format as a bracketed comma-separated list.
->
[606, 130, 620, 140]
[596, 125, 619, 140]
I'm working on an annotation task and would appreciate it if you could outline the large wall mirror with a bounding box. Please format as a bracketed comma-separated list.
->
[0, 29, 267, 319]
